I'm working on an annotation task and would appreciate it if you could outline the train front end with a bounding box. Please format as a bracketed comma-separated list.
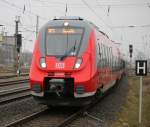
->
[29, 17, 97, 106]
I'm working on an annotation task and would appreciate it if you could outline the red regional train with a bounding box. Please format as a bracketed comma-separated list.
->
[29, 16, 125, 106]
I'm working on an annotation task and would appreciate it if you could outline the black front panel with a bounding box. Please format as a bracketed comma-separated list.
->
[44, 77, 74, 98]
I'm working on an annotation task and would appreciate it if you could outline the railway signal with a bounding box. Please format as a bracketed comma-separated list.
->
[129, 44, 133, 58]
[16, 34, 22, 53]
[129, 44, 133, 70]
[135, 60, 147, 126]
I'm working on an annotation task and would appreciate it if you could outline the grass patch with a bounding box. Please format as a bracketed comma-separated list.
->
[111, 75, 150, 127]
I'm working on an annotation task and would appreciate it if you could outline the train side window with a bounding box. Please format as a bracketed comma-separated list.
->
[114, 56, 116, 71]
[112, 56, 115, 71]
[112, 57, 114, 70]
[104, 45, 107, 66]
[110, 47, 112, 67]
[119, 60, 120, 69]
[120, 59, 122, 69]
[96, 42, 99, 66]
[116, 57, 119, 70]
[97, 42, 103, 67]
[115, 57, 117, 71]
[106, 46, 109, 66]
[108, 47, 111, 67]
[102, 44, 105, 67]
[101, 44, 104, 66]
[121, 60, 123, 69]
[104, 46, 107, 66]
[116, 57, 118, 70]
[102, 45, 105, 60]
[101, 44, 104, 59]
[100, 43, 103, 60]
[108, 47, 110, 67]
[107, 47, 109, 67]
[98, 43, 101, 57]
[99, 43, 102, 59]
[100, 44, 102, 56]
[115, 57, 117, 70]
[117, 58, 119, 70]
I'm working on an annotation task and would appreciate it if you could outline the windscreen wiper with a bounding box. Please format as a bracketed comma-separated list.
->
[60, 40, 77, 61]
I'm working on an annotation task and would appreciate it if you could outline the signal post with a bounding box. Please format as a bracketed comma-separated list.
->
[135, 60, 147, 127]
[15, 16, 22, 75]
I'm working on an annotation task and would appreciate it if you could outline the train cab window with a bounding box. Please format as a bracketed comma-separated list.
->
[46, 27, 84, 57]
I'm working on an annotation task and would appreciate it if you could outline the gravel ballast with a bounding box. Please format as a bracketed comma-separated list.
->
[0, 76, 128, 127]
[0, 97, 45, 127]
[67, 76, 129, 127]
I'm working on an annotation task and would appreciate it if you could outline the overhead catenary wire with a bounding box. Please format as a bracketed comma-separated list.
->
[20, 21, 36, 33]
[26, 0, 33, 28]
[111, 24, 150, 29]
[96, 3, 150, 8]
[31, 0, 65, 15]
[95, 0, 150, 7]
[32, 0, 150, 8]
[81, 0, 113, 32]
[0, 19, 36, 35]
[0, 0, 48, 21]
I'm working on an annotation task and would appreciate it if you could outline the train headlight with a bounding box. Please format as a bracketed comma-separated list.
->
[74, 58, 82, 69]
[64, 22, 69, 27]
[40, 57, 46, 68]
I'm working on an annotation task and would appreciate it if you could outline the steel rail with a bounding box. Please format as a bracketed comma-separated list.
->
[0, 91, 31, 105]
[54, 82, 117, 127]
[0, 73, 29, 79]
[0, 79, 29, 87]
[0, 86, 30, 97]
[3, 77, 123, 127]
[4, 107, 48, 127]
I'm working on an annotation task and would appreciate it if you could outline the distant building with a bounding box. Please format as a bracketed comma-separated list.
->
[0, 35, 15, 66]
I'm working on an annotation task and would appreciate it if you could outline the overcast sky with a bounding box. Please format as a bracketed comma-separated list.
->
[0, 0, 150, 60]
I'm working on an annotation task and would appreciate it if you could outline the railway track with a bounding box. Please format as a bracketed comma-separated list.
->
[3, 88, 107, 127]
[3, 106, 81, 127]
[0, 79, 31, 105]
[0, 73, 28, 79]
[4, 107, 48, 127]
[0, 86, 31, 105]
[0, 79, 29, 87]
[2, 77, 126, 127]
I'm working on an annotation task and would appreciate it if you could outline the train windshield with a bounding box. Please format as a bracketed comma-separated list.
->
[46, 27, 83, 57]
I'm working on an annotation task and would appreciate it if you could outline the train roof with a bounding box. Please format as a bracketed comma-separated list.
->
[41, 16, 109, 39]
[53, 16, 84, 20]
[42, 16, 92, 29]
